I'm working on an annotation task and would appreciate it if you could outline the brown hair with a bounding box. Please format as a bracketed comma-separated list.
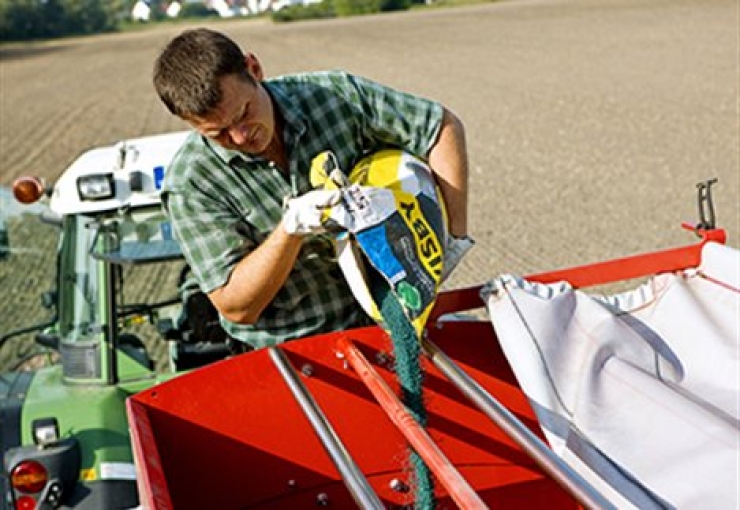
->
[153, 28, 255, 118]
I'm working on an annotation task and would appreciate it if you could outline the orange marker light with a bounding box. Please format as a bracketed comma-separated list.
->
[10, 460, 48, 494]
[12, 177, 46, 204]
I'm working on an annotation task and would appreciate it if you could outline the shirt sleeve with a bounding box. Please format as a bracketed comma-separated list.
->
[343, 73, 444, 159]
[162, 163, 255, 294]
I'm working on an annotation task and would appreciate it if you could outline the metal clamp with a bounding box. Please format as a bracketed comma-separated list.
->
[696, 178, 718, 230]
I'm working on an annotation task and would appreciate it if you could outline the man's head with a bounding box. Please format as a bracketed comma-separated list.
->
[154, 28, 277, 155]
[153, 28, 254, 118]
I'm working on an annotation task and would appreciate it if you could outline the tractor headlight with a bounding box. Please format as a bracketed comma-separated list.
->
[77, 173, 115, 201]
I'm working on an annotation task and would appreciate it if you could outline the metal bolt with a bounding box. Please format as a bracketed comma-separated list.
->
[316, 492, 330, 506]
[389, 478, 410, 493]
[335, 351, 350, 370]
[301, 364, 314, 377]
[375, 351, 389, 365]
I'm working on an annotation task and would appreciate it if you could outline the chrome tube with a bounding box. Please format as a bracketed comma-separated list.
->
[269, 347, 384, 510]
[422, 338, 615, 510]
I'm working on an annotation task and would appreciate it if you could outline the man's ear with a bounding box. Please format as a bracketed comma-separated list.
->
[244, 53, 264, 81]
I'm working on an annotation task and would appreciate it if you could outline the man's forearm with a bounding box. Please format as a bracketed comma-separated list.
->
[428, 107, 469, 237]
[208, 221, 303, 324]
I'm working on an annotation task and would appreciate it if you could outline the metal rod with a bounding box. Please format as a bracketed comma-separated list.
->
[104, 259, 118, 384]
[268, 347, 384, 510]
[422, 338, 616, 510]
[337, 338, 488, 510]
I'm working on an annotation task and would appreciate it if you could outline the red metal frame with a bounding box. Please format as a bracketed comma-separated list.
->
[127, 397, 174, 510]
[127, 224, 727, 509]
[429, 225, 726, 321]
[128, 323, 579, 509]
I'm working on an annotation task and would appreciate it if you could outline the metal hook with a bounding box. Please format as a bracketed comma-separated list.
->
[696, 178, 718, 230]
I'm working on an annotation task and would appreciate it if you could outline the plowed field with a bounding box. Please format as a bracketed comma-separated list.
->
[1, 0, 737, 370]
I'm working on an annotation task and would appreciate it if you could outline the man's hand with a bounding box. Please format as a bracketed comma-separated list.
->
[282, 189, 343, 235]
[441, 234, 475, 282]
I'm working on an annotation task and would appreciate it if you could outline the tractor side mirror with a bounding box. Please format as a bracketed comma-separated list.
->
[36, 332, 60, 351]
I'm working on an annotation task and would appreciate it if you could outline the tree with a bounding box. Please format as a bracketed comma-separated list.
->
[332, 0, 409, 16]
[0, 0, 120, 42]
[332, 0, 379, 16]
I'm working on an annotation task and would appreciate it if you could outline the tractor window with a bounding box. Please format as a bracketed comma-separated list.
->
[0, 191, 60, 372]
[57, 211, 187, 372]
[57, 214, 102, 342]
[92, 209, 182, 264]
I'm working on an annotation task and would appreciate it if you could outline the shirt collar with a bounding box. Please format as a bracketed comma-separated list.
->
[265, 79, 308, 139]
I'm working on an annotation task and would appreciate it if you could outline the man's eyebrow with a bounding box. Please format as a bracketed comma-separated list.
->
[216, 101, 248, 134]
[200, 95, 250, 138]
[232, 100, 248, 124]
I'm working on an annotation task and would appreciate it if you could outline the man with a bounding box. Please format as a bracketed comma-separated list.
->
[153, 28, 471, 350]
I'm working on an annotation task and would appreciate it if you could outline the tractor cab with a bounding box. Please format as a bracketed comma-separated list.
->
[1, 131, 232, 509]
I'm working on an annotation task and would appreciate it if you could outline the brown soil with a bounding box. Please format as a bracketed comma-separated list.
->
[1, 0, 737, 370]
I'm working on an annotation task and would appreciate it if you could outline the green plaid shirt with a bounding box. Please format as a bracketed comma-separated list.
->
[162, 71, 443, 349]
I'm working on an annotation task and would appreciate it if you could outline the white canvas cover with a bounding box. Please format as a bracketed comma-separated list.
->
[482, 242, 739, 509]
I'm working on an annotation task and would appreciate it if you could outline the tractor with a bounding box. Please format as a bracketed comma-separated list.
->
[0, 131, 233, 509]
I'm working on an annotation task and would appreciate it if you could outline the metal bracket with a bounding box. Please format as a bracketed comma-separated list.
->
[696, 178, 718, 230]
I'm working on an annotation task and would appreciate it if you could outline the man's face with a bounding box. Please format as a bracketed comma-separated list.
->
[187, 73, 275, 155]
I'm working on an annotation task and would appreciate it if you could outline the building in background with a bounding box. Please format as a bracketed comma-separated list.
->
[131, 0, 322, 20]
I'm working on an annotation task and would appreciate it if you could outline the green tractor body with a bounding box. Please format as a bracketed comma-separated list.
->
[1, 131, 231, 509]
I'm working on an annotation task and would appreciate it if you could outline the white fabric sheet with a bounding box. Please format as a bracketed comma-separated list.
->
[482, 242, 739, 509]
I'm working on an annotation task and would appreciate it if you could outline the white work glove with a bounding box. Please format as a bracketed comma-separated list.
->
[441, 234, 475, 282]
[282, 189, 343, 235]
